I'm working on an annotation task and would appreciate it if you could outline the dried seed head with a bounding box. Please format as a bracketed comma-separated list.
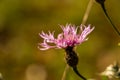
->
[101, 62, 120, 79]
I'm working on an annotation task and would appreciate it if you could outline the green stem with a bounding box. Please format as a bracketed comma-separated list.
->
[61, 65, 69, 80]
[82, 0, 94, 24]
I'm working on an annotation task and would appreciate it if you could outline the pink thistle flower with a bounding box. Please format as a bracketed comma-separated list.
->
[38, 24, 94, 50]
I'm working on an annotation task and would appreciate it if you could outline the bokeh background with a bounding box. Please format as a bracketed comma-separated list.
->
[0, 0, 120, 80]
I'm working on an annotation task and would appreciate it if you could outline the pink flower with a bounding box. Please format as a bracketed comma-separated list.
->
[38, 24, 94, 50]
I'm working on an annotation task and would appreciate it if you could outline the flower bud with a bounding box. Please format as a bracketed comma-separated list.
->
[65, 46, 78, 68]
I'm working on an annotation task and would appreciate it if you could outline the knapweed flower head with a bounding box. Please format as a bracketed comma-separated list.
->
[38, 24, 94, 50]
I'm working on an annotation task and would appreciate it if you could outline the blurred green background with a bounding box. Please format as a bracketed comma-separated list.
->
[0, 0, 120, 80]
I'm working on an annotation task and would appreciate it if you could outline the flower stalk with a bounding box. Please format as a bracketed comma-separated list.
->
[61, 65, 69, 80]
[82, 0, 94, 24]
[95, 0, 120, 36]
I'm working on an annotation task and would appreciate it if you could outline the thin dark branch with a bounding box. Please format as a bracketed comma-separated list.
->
[100, 3, 120, 36]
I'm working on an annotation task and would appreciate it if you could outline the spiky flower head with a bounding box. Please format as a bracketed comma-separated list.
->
[38, 24, 94, 50]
